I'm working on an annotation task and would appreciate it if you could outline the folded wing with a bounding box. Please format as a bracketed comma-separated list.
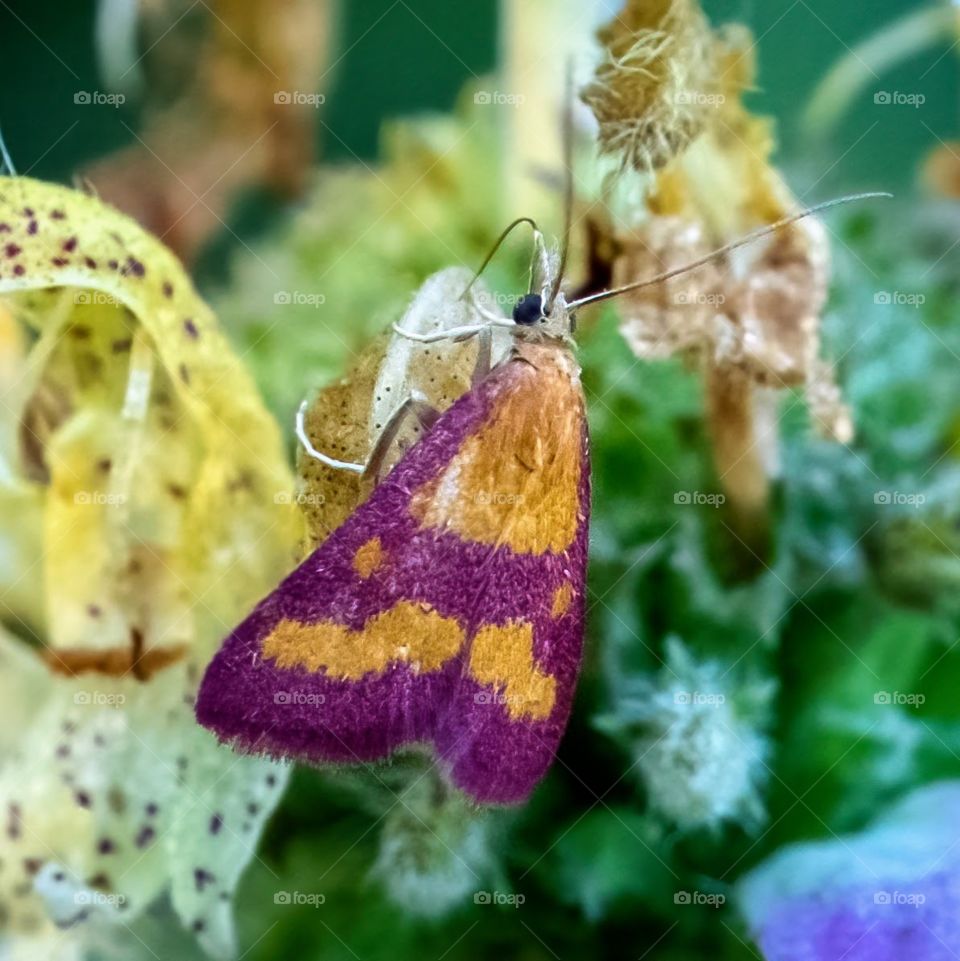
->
[195, 342, 590, 804]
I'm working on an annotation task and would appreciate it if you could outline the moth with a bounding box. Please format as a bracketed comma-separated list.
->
[195, 187, 879, 804]
[197, 213, 597, 805]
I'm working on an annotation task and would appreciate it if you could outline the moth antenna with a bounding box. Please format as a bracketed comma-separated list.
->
[461, 217, 541, 299]
[566, 191, 893, 311]
[544, 60, 576, 313]
[0, 129, 17, 176]
[391, 320, 514, 344]
[295, 400, 365, 474]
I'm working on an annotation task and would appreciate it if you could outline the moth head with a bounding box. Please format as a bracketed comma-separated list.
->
[511, 288, 576, 343]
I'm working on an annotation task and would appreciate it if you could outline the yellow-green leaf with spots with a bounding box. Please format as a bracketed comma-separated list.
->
[0, 176, 303, 667]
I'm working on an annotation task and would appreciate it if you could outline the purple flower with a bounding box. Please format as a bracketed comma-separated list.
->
[739, 781, 960, 960]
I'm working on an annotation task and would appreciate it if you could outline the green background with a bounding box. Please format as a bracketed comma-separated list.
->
[1, 0, 955, 200]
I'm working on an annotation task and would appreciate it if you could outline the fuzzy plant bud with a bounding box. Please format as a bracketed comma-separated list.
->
[605, 639, 774, 831]
[372, 774, 494, 918]
[583, 0, 720, 171]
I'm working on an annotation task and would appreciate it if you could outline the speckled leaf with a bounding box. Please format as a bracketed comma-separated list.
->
[0, 177, 299, 958]
[0, 175, 303, 664]
[0, 631, 288, 960]
[165, 725, 288, 960]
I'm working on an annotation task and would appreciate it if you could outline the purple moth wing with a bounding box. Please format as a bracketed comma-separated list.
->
[195, 340, 590, 805]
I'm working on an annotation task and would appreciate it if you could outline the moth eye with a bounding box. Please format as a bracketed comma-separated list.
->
[512, 293, 543, 326]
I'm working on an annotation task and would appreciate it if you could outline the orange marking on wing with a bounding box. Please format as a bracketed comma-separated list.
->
[468, 620, 556, 721]
[550, 583, 574, 619]
[353, 536, 385, 579]
[409, 344, 584, 555]
[261, 601, 463, 679]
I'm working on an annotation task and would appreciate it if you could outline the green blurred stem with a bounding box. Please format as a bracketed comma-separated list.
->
[499, 0, 606, 218]
[803, 4, 958, 140]
[500, 0, 563, 216]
